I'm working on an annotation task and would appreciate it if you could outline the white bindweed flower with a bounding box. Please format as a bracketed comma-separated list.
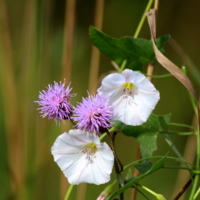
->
[51, 129, 114, 185]
[97, 69, 160, 126]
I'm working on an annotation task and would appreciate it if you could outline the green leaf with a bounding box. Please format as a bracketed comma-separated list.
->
[125, 168, 133, 180]
[134, 162, 153, 174]
[89, 26, 170, 70]
[106, 154, 168, 200]
[114, 114, 171, 158]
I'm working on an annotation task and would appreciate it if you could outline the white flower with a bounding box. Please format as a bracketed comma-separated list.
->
[97, 69, 160, 126]
[51, 129, 114, 185]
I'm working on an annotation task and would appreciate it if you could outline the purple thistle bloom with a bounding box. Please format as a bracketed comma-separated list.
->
[35, 80, 75, 123]
[73, 94, 113, 135]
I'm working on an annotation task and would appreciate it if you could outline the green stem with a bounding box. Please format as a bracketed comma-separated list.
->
[161, 131, 194, 136]
[169, 122, 196, 130]
[133, 0, 154, 38]
[182, 66, 200, 199]
[163, 166, 200, 174]
[194, 187, 200, 200]
[124, 156, 196, 170]
[144, 73, 173, 78]
[64, 184, 74, 200]
[118, 0, 154, 73]
[100, 127, 116, 141]
[100, 132, 107, 141]
[136, 183, 166, 200]
[182, 66, 198, 117]
[118, 59, 127, 73]
[133, 186, 150, 200]
[189, 127, 200, 199]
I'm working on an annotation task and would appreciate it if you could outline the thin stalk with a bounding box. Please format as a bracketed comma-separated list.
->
[64, 184, 74, 200]
[189, 124, 200, 199]
[154, 0, 159, 11]
[136, 183, 165, 200]
[119, 60, 127, 73]
[169, 122, 196, 130]
[171, 134, 197, 200]
[173, 55, 198, 199]
[124, 156, 196, 170]
[146, 64, 154, 82]
[173, 175, 196, 200]
[61, 0, 76, 199]
[106, 130, 123, 174]
[100, 133, 107, 141]
[131, 1, 155, 199]
[163, 166, 199, 174]
[131, 147, 141, 200]
[194, 187, 200, 200]
[88, 0, 104, 94]
[0, 0, 24, 199]
[106, 130, 124, 200]
[133, 186, 150, 200]
[133, 0, 154, 38]
[62, 0, 76, 82]
[162, 131, 194, 136]
[118, 60, 127, 73]
[182, 66, 198, 117]
[163, 134, 192, 173]
[183, 69, 200, 200]
[144, 73, 173, 78]
[100, 127, 116, 141]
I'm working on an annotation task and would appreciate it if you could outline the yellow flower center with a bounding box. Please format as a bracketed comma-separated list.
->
[86, 142, 97, 153]
[81, 142, 97, 162]
[123, 82, 134, 98]
[123, 82, 134, 91]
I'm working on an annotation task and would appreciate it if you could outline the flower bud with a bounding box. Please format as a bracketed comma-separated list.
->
[96, 181, 116, 200]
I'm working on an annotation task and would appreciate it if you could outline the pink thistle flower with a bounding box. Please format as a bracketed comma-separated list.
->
[35, 80, 75, 123]
[73, 94, 113, 135]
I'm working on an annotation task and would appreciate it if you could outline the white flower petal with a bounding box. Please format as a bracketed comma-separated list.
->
[98, 69, 160, 126]
[97, 73, 125, 97]
[112, 95, 144, 125]
[134, 88, 160, 121]
[51, 130, 114, 185]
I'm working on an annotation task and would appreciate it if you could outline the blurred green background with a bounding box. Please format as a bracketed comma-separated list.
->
[0, 0, 200, 199]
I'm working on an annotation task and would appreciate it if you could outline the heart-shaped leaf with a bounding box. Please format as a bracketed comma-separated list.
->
[89, 26, 170, 71]
[114, 114, 171, 158]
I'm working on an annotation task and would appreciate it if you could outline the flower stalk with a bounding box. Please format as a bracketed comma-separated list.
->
[64, 184, 74, 200]
[136, 183, 166, 200]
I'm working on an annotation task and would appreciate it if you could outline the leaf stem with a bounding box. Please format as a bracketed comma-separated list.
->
[133, 0, 154, 38]
[189, 127, 200, 199]
[144, 73, 173, 78]
[118, 59, 127, 73]
[64, 184, 74, 200]
[136, 183, 166, 200]
[161, 131, 194, 136]
[100, 127, 116, 141]
[124, 156, 196, 170]
[163, 166, 200, 174]
[106, 130, 124, 200]
[133, 186, 150, 200]
[182, 66, 200, 199]
[106, 130, 123, 174]
[194, 187, 200, 200]
[169, 122, 196, 130]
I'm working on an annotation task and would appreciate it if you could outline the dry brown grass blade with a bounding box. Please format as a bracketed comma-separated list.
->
[61, 0, 77, 199]
[88, 0, 105, 94]
[146, 9, 198, 102]
[62, 0, 76, 83]
[0, 0, 24, 197]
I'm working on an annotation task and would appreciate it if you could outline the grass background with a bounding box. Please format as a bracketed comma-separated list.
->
[0, 0, 200, 199]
